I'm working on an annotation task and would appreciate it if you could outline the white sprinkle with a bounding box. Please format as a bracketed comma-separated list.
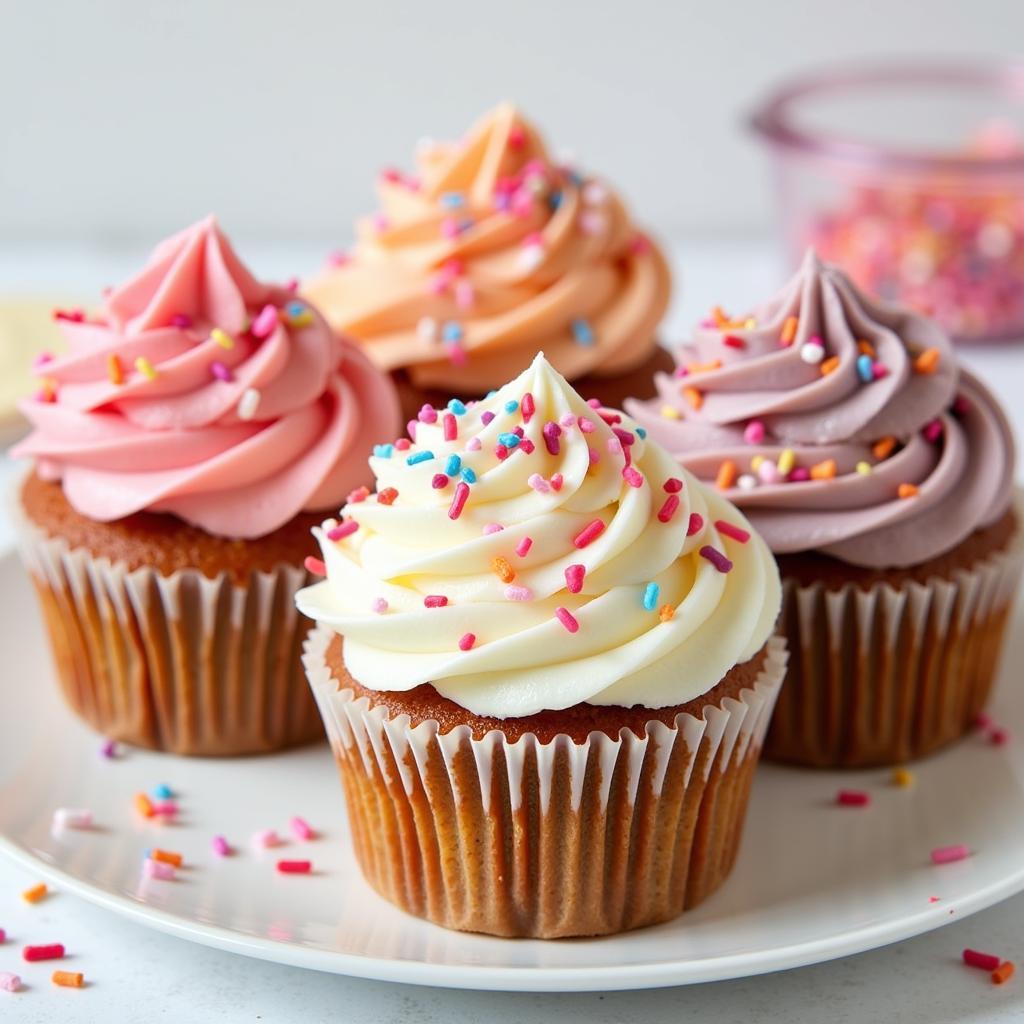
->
[737, 474, 758, 491]
[417, 316, 440, 343]
[800, 341, 825, 365]
[237, 388, 261, 421]
[977, 221, 1014, 261]
[520, 246, 544, 271]
[53, 808, 92, 830]
[583, 181, 608, 205]
[578, 211, 607, 236]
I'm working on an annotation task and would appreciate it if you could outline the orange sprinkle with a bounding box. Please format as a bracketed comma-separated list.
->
[858, 339, 876, 358]
[52, 971, 84, 988]
[711, 305, 729, 327]
[993, 961, 1015, 985]
[898, 483, 919, 499]
[820, 356, 841, 376]
[716, 460, 738, 490]
[491, 556, 515, 584]
[685, 359, 722, 375]
[658, 604, 675, 622]
[810, 458, 837, 480]
[682, 386, 703, 411]
[150, 848, 183, 867]
[107, 354, 123, 385]
[134, 793, 156, 818]
[914, 347, 941, 374]
[780, 315, 798, 346]
[872, 436, 897, 459]
[22, 882, 48, 904]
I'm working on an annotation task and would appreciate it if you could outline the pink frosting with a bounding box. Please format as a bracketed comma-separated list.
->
[14, 217, 401, 538]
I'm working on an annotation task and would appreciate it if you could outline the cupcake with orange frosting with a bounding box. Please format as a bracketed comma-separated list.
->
[297, 353, 785, 937]
[628, 250, 1022, 768]
[12, 217, 401, 755]
[303, 103, 673, 421]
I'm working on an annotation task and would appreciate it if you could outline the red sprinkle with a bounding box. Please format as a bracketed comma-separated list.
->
[990, 727, 1009, 746]
[555, 607, 579, 633]
[394, 438, 411, 451]
[715, 520, 751, 544]
[663, 478, 683, 493]
[687, 513, 704, 536]
[722, 335, 746, 349]
[565, 564, 586, 593]
[431, 473, 449, 489]
[327, 520, 358, 541]
[699, 545, 733, 573]
[836, 789, 870, 807]
[458, 632, 476, 651]
[424, 595, 449, 608]
[449, 481, 470, 519]
[276, 860, 312, 874]
[521, 392, 536, 423]
[519, 438, 536, 455]
[550, 473, 564, 491]
[377, 487, 399, 506]
[495, 444, 509, 461]
[23, 944, 65, 962]
[303, 556, 326, 576]
[443, 413, 458, 442]
[657, 495, 680, 523]
[964, 949, 1002, 971]
[573, 519, 606, 549]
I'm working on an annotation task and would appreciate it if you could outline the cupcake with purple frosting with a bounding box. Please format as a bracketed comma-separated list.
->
[628, 250, 1022, 768]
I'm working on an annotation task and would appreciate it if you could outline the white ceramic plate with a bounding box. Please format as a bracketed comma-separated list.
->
[2, 550, 1023, 992]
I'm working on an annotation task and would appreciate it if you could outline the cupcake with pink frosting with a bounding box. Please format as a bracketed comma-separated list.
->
[628, 250, 1022, 768]
[12, 217, 401, 755]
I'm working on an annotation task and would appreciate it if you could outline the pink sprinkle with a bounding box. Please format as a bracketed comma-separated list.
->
[290, 816, 315, 841]
[32, 351, 53, 370]
[505, 585, 534, 601]
[443, 413, 458, 441]
[448, 482, 470, 520]
[522, 231, 544, 248]
[100, 739, 118, 759]
[872, 362, 889, 380]
[0, 928, 5, 943]
[144, 858, 175, 880]
[588, 447, 601, 466]
[542, 421, 562, 455]
[394, 438, 411, 451]
[441, 217, 460, 239]
[0, 972, 20, 993]
[953, 394, 971, 416]
[212, 835, 231, 857]
[277, 860, 312, 874]
[481, 410, 495, 426]
[623, 466, 644, 488]
[555, 607, 580, 633]
[528, 473, 550, 494]
[515, 536, 533, 557]
[758, 461, 781, 484]
[573, 520, 606, 549]
[210, 360, 233, 381]
[327, 520, 358, 541]
[744, 420, 766, 444]
[455, 280, 475, 308]
[836, 789, 870, 807]
[519, 438, 536, 454]
[578, 417, 596, 433]
[607, 437, 623, 456]
[424, 595, 449, 608]
[154, 800, 179, 818]
[304, 556, 327, 576]
[371, 597, 388, 614]
[788, 467, 811, 482]
[251, 304, 279, 339]
[664, 478, 683, 493]
[483, 523, 504, 535]
[586, 398, 602, 409]
[715, 520, 751, 544]
[495, 444, 509, 460]
[687, 512, 704, 536]
[931, 844, 970, 865]
[432, 473, 449, 489]
[565, 564, 585, 593]
[550, 473, 564, 491]
[521, 392, 536, 423]
[373, 213, 390, 232]
[975, 712, 992, 730]
[922, 419, 943, 442]
[458, 632, 476, 651]
[169, 313, 192, 328]
[418, 404, 438, 424]
[990, 727, 1010, 746]
[466, 437, 482, 452]
[559, 413, 577, 429]
[657, 495, 680, 523]
[326, 249, 349, 267]
[699, 545, 733, 572]
[630, 232, 652, 254]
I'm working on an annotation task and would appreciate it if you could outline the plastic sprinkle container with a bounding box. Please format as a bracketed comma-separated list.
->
[751, 62, 1024, 343]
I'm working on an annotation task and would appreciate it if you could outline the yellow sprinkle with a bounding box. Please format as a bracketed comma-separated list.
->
[780, 315, 798, 346]
[750, 455, 766, 471]
[891, 767, 915, 788]
[716, 459, 738, 490]
[22, 882, 48, 904]
[743, 318, 756, 330]
[820, 355, 841, 376]
[683, 386, 703, 411]
[211, 328, 235, 350]
[286, 308, 315, 328]
[777, 448, 795, 475]
[134, 357, 157, 380]
[658, 604, 675, 622]
[856, 461, 872, 475]
[107, 354, 123, 385]
[660, 404, 681, 420]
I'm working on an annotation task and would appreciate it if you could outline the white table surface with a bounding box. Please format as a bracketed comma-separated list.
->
[2, 237, 1024, 1023]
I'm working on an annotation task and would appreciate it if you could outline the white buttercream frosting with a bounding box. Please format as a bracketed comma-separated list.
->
[296, 353, 780, 717]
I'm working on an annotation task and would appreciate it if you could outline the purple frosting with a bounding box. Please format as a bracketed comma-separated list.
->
[627, 251, 1016, 569]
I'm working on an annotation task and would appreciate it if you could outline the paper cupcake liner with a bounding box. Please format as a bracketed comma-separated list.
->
[13, 495, 322, 756]
[303, 626, 787, 938]
[766, 531, 1024, 769]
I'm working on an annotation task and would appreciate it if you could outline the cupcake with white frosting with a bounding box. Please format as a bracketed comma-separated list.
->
[296, 353, 785, 938]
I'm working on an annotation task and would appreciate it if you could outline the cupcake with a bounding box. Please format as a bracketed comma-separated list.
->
[628, 250, 1022, 769]
[12, 217, 402, 756]
[296, 353, 785, 938]
[302, 103, 673, 421]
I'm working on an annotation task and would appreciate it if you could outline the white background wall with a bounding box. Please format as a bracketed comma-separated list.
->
[3, 0, 1024, 246]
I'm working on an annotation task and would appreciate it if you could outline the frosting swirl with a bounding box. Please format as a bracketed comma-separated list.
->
[302, 103, 671, 395]
[628, 250, 1016, 568]
[14, 217, 401, 539]
[296, 354, 779, 717]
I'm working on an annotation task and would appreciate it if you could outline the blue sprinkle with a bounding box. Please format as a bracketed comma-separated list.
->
[442, 321, 463, 343]
[636, 427, 647, 439]
[447, 398, 467, 415]
[643, 582, 660, 612]
[498, 432, 521, 449]
[568, 170, 584, 187]
[571, 318, 595, 346]
[152, 784, 173, 800]
[406, 450, 435, 466]
[286, 301, 305, 317]
[373, 444, 394, 459]
[458, 218, 475, 233]
[856, 354, 874, 383]
[445, 454, 462, 476]
[460, 467, 477, 484]
[485, 390, 498, 398]
[504, 400, 519, 414]
[548, 190, 563, 210]
[440, 191, 465, 209]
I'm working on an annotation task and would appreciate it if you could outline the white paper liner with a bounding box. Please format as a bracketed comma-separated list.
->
[12, 481, 322, 755]
[768, 522, 1024, 768]
[303, 625, 787, 938]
